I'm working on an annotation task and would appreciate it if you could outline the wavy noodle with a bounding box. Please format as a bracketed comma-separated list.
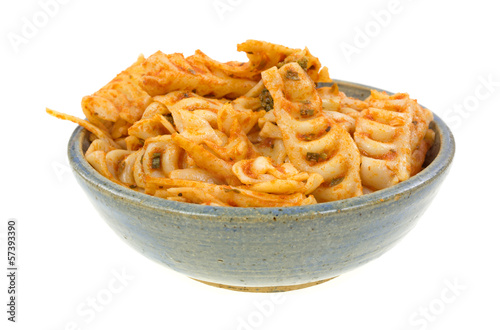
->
[365, 90, 434, 176]
[82, 55, 152, 128]
[317, 84, 369, 119]
[355, 92, 414, 190]
[147, 177, 316, 207]
[204, 103, 261, 162]
[46, 108, 121, 149]
[141, 52, 257, 98]
[261, 63, 362, 201]
[48, 40, 434, 207]
[232, 157, 323, 195]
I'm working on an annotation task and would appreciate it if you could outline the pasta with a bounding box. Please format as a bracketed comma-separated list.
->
[47, 40, 434, 207]
[355, 91, 434, 190]
[260, 63, 363, 202]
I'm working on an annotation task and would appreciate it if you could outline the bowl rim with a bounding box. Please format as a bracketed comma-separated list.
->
[67, 79, 455, 218]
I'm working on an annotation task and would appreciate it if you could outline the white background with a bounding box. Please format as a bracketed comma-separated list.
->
[1, 0, 499, 329]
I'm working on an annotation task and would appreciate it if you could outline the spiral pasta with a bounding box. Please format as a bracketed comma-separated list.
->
[354, 91, 434, 190]
[81, 55, 152, 130]
[261, 63, 363, 201]
[47, 40, 435, 207]
[141, 40, 331, 99]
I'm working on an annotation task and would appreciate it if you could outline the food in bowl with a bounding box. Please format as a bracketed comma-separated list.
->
[48, 40, 435, 207]
[66, 105, 454, 291]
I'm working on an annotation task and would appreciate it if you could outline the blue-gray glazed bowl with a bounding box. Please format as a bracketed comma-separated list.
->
[67, 80, 455, 292]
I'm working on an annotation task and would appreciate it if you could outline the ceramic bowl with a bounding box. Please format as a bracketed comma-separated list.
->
[67, 80, 455, 292]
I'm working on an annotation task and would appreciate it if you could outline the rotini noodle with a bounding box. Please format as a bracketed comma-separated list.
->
[261, 63, 363, 201]
[354, 91, 434, 190]
[47, 40, 435, 207]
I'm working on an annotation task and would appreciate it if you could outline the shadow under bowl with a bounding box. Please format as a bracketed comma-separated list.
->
[68, 80, 455, 292]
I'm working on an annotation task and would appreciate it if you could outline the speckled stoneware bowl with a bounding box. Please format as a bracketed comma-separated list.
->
[68, 80, 455, 292]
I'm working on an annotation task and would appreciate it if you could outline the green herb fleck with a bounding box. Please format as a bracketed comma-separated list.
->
[129, 184, 137, 189]
[301, 133, 315, 141]
[306, 152, 328, 162]
[152, 152, 162, 169]
[260, 88, 274, 111]
[285, 70, 300, 81]
[164, 114, 174, 125]
[300, 108, 315, 117]
[223, 188, 241, 194]
[329, 177, 344, 187]
[187, 68, 196, 75]
[298, 57, 308, 70]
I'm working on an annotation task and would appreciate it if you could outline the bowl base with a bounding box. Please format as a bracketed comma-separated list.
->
[192, 277, 336, 292]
